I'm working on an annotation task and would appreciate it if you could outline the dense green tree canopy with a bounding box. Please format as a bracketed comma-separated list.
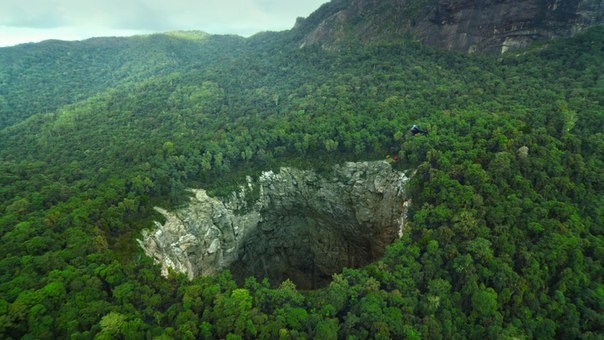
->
[0, 24, 602, 338]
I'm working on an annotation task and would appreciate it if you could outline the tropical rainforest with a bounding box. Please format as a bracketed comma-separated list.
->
[0, 14, 603, 340]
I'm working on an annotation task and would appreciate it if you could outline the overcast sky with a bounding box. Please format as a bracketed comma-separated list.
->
[0, 0, 328, 47]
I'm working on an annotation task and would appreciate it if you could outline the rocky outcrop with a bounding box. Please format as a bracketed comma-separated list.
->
[419, 0, 604, 54]
[294, 0, 604, 53]
[138, 161, 410, 288]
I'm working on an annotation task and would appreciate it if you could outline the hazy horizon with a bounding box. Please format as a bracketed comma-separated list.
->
[0, 0, 327, 47]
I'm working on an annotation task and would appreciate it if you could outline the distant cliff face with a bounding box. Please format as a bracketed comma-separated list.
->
[295, 0, 604, 53]
[420, 0, 604, 53]
[138, 161, 410, 289]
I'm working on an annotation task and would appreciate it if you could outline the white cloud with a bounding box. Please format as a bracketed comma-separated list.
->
[0, 0, 328, 47]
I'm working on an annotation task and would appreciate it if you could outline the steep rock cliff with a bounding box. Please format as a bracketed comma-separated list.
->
[294, 0, 604, 53]
[138, 161, 410, 288]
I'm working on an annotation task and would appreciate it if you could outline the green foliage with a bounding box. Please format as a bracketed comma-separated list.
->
[0, 21, 602, 339]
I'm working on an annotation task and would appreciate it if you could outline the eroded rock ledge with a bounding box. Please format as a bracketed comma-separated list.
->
[138, 161, 411, 289]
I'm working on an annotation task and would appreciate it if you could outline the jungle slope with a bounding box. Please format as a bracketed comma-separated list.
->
[0, 24, 603, 339]
[0, 31, 245, 129]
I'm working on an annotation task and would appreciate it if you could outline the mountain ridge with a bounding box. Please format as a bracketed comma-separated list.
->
[294, 0, 604, 53]
[0, 32, 246, 129]
[0, 2, 602, 337]
[2, 1, 602, 128]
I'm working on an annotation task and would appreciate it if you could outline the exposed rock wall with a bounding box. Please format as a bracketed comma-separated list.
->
[419, 0, 604, 54]
[138, 161, 410, 288]
[295, 0, 604, 53]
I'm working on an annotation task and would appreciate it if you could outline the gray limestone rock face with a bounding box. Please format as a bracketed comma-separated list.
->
[295, 0, 604, 54]
[138, 161, 410, 288]
[419, 0, 604, 54]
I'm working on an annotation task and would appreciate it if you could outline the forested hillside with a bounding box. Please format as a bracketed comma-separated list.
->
[0, 20, 602, 339]
[0, 31, 246, 128]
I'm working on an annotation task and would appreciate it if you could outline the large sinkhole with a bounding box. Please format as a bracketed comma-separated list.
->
[139, 161, 410, 289]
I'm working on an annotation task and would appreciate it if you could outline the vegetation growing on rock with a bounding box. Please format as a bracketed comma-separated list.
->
[0, 12, 603, 340]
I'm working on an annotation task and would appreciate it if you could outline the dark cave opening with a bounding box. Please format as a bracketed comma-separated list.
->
[228, 208, 401, 290]
[139, 162, 410, 290]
